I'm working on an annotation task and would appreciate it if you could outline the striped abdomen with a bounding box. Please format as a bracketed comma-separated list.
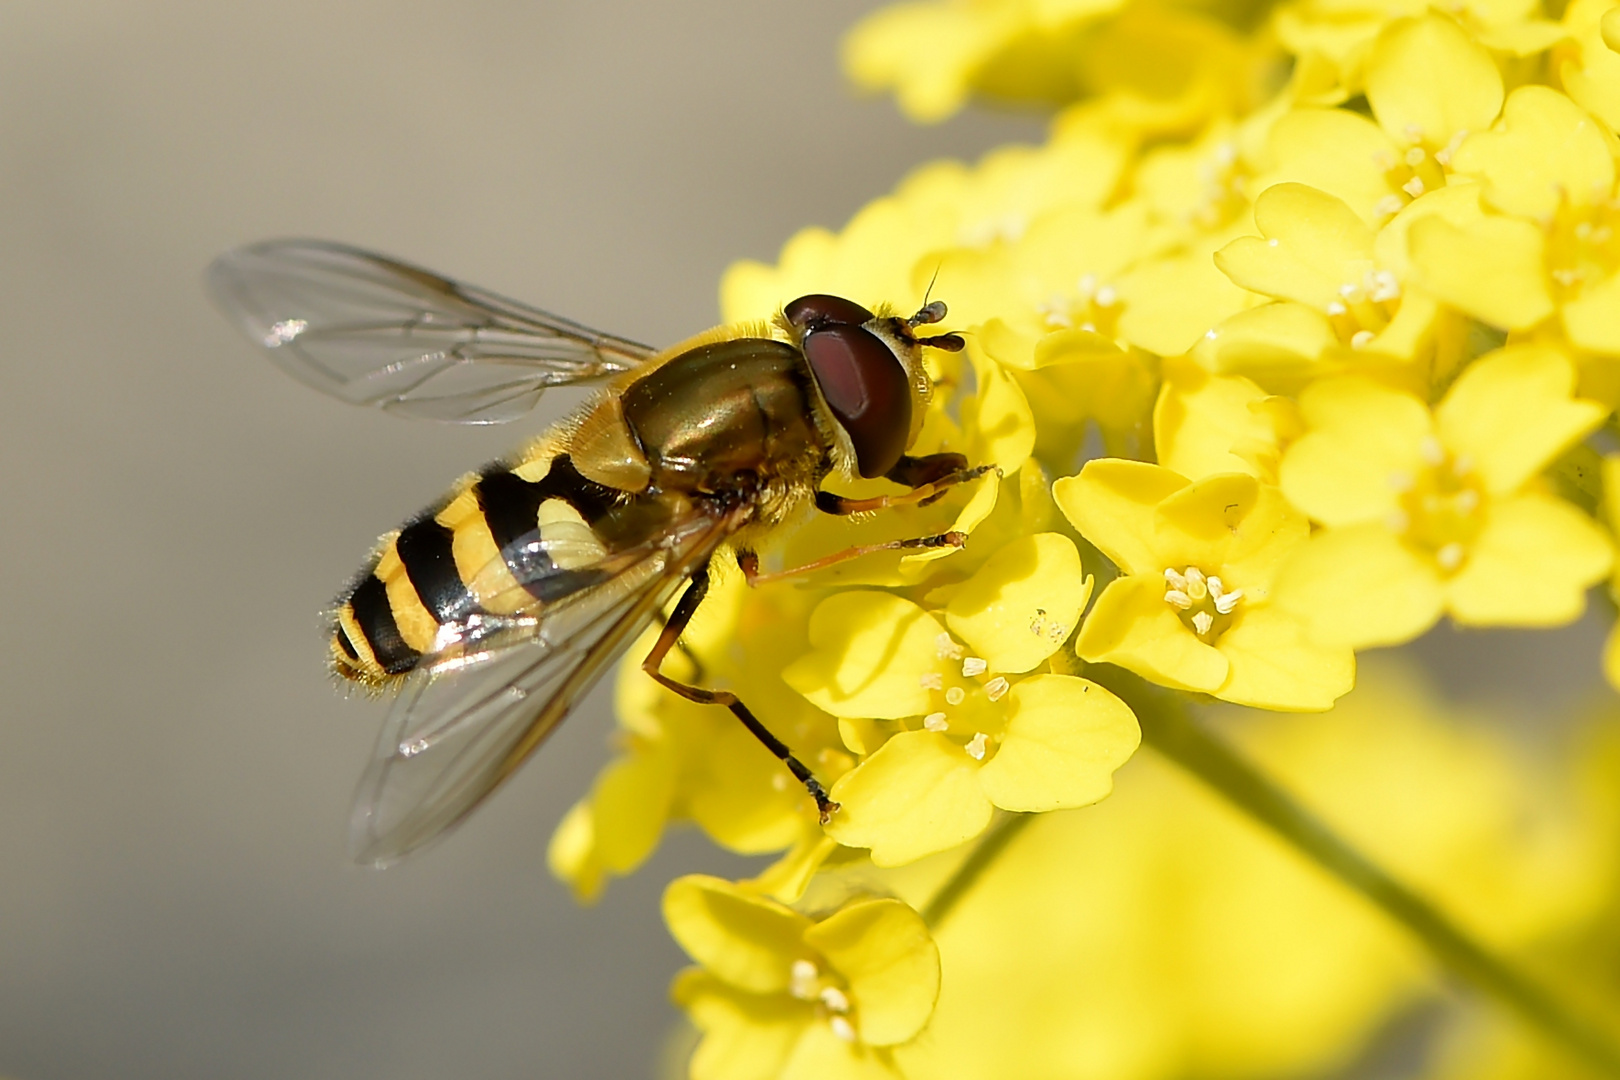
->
[331, 449, 622, 685]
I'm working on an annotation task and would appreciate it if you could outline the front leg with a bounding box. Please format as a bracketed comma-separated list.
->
[815, 461, 996, 516]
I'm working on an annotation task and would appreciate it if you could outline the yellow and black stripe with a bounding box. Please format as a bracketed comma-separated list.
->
[330, 452, 624, 685]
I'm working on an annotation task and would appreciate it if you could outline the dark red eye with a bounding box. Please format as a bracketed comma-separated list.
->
[801, 324, 911, 478]
[785, 294, 874, 330]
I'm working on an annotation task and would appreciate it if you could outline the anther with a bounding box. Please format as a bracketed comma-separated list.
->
[820, 987, 851, 1013]
[829, 1015, 857, 1043]
[1351, 330, 1375, 348]
[965, 733, 989, 760]
[1164, 589, 1192, 609]
[962, 657, 988, 678]
[1213, 589, 1242, 615]
[790, 960, 819, 1000]
[1192, 611, 1215, 636]
[1419, 436, 1446, 466]
[1437, 542, 1465, 571]
[919, 672, 944, 691]
[936, 633, 965, 661]
[923, 712, 949, 732]
[986, 676, 1009, 702]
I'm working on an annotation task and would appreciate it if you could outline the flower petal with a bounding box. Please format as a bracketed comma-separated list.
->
[966, 346, 1037, 474]
[1154, 363, 1274, 482]
[1054, 460, 1189, 575]
[780, 1022, 905, 1080]
[1281, 376, 1430, 527]
[825, 730, 995, 866]
[978, 675, 1140, 812]
[1365, 16, 1503, 151]
[946, 533, 1092, 673]
[1215, 605, 1356, 710]
[1450, 86, 1614, 219]
[804, 898, 941, 1045]
[1436, 344, 1606, 496]
[1215, 184, 1376, 310]
[1077, 575, 1230, 692]
[1406, 213, 1554, 331]
[784, 593, 944, 719]
[592, 746, 678, 872]
[1446, 493, 1613, 625]
[664, 876, 815, 994]
[674, 968, 809, 1080]
[1195, 302, 1338, 390]
[1273, 524, 1444, 648]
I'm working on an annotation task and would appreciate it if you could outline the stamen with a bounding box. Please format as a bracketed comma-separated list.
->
[1213, 589, 1243, 615]
[1164, 567, 1188, 589]
[820, 986, 851, 1013]
[790, 960, 819, 1000]
[1374, 194, 1406, 218]
[1402, 176, 1425, 197]
[923, 712, 949, 732]
[1164, 588, 1192, 609]
[986, 676, 1010, 702]
[919, 672, 944, 691]
[936, 633, 965, 661]
[962, 657, 988, 678]
[1192, 611, 1215, 636]
[829, 1015, 857, 1043]
[965, 732, 989, 760]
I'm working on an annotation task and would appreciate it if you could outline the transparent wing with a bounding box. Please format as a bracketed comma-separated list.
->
[348, 508, 739, 867]
[206, 239, 656, 423]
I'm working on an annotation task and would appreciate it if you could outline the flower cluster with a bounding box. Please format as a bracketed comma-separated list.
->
[547, 0, 1620, 1075]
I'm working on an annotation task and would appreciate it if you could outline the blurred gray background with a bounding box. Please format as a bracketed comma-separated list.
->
[0, 2, 1036, 1077]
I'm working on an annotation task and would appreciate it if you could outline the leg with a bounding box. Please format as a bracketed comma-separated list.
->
[816, 462, 996, 516]
[739, 532, 966, 587]
[643, 567, 840, 822]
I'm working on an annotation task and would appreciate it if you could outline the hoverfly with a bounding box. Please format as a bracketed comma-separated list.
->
[207, 240, 982, 867]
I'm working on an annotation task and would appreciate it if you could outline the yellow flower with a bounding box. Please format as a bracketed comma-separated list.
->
[1274, 0, 1560, 104]
[1057, 461, 1355, 709]
[1153, 358, 1302, 483]
[720, 123, 1130, 328]
[666, 876, 940, 1080]
[1213, 182, 1440, 373]
[884, 659, 1606, 1080]
[548, 577, 850, 901]
[1409, 85, 1620, 351]
[1274, 344, 1611, 648]
[843, 0, 1275, 128]
[782, 537, 1141, 865]
[1264, 16, 1504, 225]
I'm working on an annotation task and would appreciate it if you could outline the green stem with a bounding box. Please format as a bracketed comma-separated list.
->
[1098, 669, 1620, 1077]
[923, 811, 1033, 928]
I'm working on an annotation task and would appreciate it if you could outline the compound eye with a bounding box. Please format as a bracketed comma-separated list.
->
[802, 324, 912, 478]
[784, 294, 874, 330]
